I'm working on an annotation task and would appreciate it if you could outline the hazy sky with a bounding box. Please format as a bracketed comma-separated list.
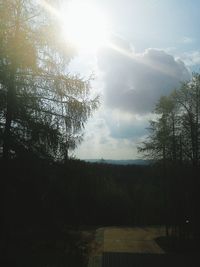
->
[69, 0, 200, 160]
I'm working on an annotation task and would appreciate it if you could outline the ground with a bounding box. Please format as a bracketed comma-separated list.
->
[87, 226, 199, 267]
[88, 226, 165, 256]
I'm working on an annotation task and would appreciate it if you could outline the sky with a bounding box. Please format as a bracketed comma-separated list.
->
[66, 0, 200, 160]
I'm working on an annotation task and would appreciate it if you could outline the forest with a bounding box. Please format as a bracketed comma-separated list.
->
[0, 0, 200, 266]
[1, 155, 199, 265]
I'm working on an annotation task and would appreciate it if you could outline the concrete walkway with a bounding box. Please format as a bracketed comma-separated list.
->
[103, 227, 165, 254]
[88, 226, 165, 267]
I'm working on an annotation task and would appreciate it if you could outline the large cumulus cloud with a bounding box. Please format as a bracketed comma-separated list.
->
[98, 43, 190, 114]
[75, 41, 191, 159]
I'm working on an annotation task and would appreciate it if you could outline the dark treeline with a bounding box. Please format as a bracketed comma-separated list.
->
[1, 156, 168, 265]
[1, 158, 162, 231]
[1, 157, 198, 232]
[0, 156, 199, 265]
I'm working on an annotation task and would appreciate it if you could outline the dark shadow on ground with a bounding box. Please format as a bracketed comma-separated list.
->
[0, 230, 87, 267]
[155, 236, 200, 253]
[102, 252, 199, 267]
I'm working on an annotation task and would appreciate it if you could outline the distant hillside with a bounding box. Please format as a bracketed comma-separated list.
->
[84, 159, 150, 165]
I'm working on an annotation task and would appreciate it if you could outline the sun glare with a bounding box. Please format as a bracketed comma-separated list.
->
[61, 1, 109, 51]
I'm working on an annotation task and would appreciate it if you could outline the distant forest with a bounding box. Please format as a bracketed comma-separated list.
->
[1, 156, 199, 233]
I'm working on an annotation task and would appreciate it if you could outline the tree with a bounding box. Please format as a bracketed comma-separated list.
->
[138, 95, 177, 163]
[138, 95, 178, 235]
[0, 0, 99, 161]
[138, 73, 200, 238]
[174, 75, 200, 166]
[138, 73, 200, 166]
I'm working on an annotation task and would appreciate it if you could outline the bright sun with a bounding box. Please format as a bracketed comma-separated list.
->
[61, 1, 109, 51]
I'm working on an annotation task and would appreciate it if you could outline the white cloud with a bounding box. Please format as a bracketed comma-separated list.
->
[98, 42, 190, 114]
[180, 50, 200, 67]
[74, 39, 191, 159]
[75, 106, 154, 159]
[105, 110, 149, 140]
[182, 36, 195, 44]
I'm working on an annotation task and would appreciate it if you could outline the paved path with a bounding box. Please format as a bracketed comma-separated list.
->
[88, 227, 198, 267]
[88, 226, 165, 267]
[103, 227, 165, 254]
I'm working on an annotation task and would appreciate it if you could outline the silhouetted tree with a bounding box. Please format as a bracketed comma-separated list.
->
[174, 75, 200, 166]
[138, 73, 200, 239]
[0, 0, 99, 161]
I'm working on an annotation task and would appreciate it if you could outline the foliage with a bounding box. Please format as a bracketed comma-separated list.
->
[138, 73, 200, 166]
[0, 0, 99, 161]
